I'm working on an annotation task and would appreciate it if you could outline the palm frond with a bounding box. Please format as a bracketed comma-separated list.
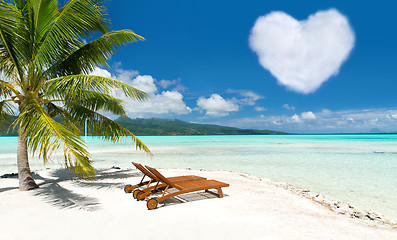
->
[31, 0, 58, 45]
[0, 79, 20, 99]
[0, 80, 12, 98]
[0, 1, 25, 83]
[44, 90, 127, 118]
[43, 102, 81, 133]
[0, 50, 19, 79]
[16, 93, 95, 177]
[65, 101, 151, 153]
[43, 100, 151, 154]
[46, 30, 144, 77]
[46, 74, 148, 101]
[67, 90, 127, 116]
[0, 100, 14, 130]
[34, 0, 109, 66]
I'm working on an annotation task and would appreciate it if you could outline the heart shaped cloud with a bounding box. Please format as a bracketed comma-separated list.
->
[249, 9, 355, 94]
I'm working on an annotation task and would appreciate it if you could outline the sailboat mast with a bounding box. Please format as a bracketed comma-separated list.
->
[85, 119, 87, 143]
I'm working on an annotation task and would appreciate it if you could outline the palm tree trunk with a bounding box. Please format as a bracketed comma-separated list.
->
[17, 129, 39, 190]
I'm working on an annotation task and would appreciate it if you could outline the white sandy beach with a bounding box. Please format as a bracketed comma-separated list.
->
[0, 168, 396, 240]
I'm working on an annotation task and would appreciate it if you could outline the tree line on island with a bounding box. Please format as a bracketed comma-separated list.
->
[1, 116, 288, 136]
[114, 117, 288, 135]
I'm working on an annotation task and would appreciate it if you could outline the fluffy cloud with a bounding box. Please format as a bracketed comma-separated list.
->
[90, 67, 112, 78]
[301, 111, 316, 120]
[347, 117, 355, 123]
[249, 9, 355, 94]
[221, 108, 397, 134]
[159, 80, 173, 88]
[196, 94, 239, 117]
[239, 91, 264, 105]
[158, 79, 186, 92]
[107, 68, 192, 116]
[291, 114, 301, 123]
[196, 90, 263, 117]
[226, 89, 264, 106]
[125, 90, 192, 115]
[116, 69, 139, 82]
[321, 109, 333, 114]
[255, 106, 267, 112]
[130, 75, 158, 95]
[283, 104, 295, 110]
[291, 111, 316, 122]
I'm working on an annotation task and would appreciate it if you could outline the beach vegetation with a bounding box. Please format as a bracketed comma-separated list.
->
[115, 117, 289, 135]
[0, 0, 151, 190]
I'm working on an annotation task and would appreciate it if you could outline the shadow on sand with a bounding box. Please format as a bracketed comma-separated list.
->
[146, 189, 229, 210]
[0, 187, 18, 193]
[29, 168, 143, 211]
[2, 168, 228, 211]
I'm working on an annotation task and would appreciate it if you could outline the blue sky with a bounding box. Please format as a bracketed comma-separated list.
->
[94, 0, 397, 133]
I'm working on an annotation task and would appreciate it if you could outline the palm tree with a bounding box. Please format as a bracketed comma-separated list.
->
[0, 0, 151, 190]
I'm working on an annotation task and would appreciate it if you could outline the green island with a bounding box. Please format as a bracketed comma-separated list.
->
[114, 117, 288, 135]
[1, 116, 287, 136]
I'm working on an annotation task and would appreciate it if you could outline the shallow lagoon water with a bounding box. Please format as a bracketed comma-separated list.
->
[1, 135, 396, 219]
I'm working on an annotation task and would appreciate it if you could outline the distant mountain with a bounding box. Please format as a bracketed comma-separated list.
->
[370, 128, 384, 134]
[114, 117, 288, 135]
[0, 116, 288, 136]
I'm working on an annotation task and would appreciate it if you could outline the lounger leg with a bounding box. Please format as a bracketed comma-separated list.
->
[217, 188, 223, 198]
[205, 188, 224, 198]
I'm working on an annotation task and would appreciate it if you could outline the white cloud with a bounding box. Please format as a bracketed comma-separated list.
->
[219, 108, 397, 134]
[321, 109, 332, 114]
[291, 114, 301, 123]
[249, 9, 355, 94]
[226, 89, 264, 106]
[125, 91, 192, 115]
[130, 75, 158, 95]
[271, 120, 282, 125]
[196, 89, 263, 117]
[159, 79, 175, 88]
[283, 104, 295, 110]
[255, 106, 267, 112]
[158, 78, 186, 92]
[301, 111, 317, 120]
[116, 69, 139, 82]
[347, 117, 355, 123]
[370, 118, 379, 125]
[108, 68, 191, 116]
[239, 91, 264, 105]
[290, 111, 316, 123]
[90, 67, 112, 78]
[196, 94, 239, 117]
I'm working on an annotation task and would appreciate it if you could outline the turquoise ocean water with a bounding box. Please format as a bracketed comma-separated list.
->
[0, 135, 396, 219]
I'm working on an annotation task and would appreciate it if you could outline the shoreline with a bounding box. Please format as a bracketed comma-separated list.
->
[1, 167, 396, 229]
[1, 134, 396, 223]
[220, 169, 397, 228]
[1, 167, 396, 239]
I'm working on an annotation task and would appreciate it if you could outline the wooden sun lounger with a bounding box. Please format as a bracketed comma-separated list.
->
[144, 165, 229, 210]
[124, 162, 206, 200]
